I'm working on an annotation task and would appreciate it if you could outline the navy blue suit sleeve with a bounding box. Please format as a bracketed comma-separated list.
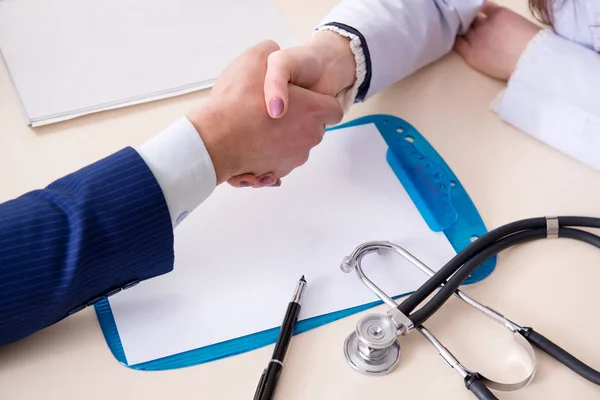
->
[0, 147, 174, 346]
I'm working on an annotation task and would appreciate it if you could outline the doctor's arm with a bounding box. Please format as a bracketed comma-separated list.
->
[0, 41, 342, 347]
[455, 4, 600, 173]
[262, 0, 484, 117]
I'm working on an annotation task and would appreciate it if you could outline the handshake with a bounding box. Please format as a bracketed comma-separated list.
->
[187, 32, 356, 189]
[187, 2, 542, 190]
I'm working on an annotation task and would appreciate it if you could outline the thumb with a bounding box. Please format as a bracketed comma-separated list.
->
[264, 48, 320, 119]
[264, 51, 293, 118]
[319, 94, 344, 126]
[303, 88, 344, 126]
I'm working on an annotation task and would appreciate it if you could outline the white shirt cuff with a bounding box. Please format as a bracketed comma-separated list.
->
[135, 117, 217, 228]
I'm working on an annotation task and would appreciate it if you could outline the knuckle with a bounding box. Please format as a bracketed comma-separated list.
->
[249, 40, 280, 59]
[300, 127, 323, 148]
[268, 50, 290, 70]
[259, 40, 280, 54]
[311, 130, 324, 146]
[263, 39, 280, 51]
[251, 48, 269, 60]
[298, 153, 310, 167]
[275, 167, 292, 179]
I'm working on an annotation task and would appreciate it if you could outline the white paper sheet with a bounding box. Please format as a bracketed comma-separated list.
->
[108, 123, 457, 365]
[0, 0, 299, 126]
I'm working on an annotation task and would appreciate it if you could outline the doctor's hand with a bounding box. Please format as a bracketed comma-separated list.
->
[454, 2, 541, 81]
[187, 40, 343, 188]
[263, 30, 356, 118]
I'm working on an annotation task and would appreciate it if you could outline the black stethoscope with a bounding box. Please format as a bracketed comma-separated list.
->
[341, 216, 600, 399]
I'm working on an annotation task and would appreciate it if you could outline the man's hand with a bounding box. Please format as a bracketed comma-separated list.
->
[264, 31, 356, 118]
[454, 2, 541, 81]
[187, 40, 343, 187]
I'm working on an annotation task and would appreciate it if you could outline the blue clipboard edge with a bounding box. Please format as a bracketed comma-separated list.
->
[95, 114, 496, 371]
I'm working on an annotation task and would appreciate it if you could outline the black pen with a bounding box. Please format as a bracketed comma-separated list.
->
[254, 275, 307, 400]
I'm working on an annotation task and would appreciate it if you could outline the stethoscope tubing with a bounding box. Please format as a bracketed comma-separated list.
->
[344, 241, 536, 397]
[404, 217, 600, 396]
[399, 217, 600, 316]
[345, 216, 600, 399]
[407, 225, 600, 327]
[409, 228, 547, 326]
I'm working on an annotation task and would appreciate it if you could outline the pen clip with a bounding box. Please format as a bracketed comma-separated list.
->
[253, 368, 267, 400]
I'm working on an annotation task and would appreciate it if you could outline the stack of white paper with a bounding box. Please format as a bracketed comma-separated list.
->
[0, 0, 299, 126]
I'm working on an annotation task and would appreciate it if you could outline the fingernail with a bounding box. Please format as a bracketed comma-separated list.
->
[239, 181, 251, 187]
[272, 179, 281, 187]
[259, 176, 274, 186]
[269, 98, 284, 117]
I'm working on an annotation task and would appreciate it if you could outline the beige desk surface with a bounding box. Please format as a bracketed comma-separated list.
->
[1, 1, 600, 399]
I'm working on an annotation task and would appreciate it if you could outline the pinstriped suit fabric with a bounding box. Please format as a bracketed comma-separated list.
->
[0, 147, 174, 346]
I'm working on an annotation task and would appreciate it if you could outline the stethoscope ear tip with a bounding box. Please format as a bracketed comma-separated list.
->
[340, 256, 356, 273]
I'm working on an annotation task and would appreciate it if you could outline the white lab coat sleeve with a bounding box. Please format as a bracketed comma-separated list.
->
[317, 0, 484, 103]
[495, 30, 600, 172]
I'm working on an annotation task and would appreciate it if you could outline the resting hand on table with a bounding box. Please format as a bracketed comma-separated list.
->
[187, 40, 343, 188]
[454, 2, 541, 81]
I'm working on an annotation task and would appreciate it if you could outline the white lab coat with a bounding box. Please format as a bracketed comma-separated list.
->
[318, 0, 600, 172]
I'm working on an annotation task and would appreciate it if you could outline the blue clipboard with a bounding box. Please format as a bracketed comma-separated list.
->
[95, 114, 496, 371]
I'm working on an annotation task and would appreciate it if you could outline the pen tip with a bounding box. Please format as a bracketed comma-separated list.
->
[300, 275, 306, 282]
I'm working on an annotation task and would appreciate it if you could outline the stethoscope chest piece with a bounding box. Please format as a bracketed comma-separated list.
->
[344, 313, 401, 375]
